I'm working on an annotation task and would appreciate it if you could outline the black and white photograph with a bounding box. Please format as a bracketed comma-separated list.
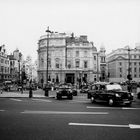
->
[0, 0, 140, 139]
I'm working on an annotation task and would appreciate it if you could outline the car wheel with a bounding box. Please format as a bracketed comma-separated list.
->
[91, 97, 95, 103]
[108, 98, 114, 106]
[68, 95, 73, 100]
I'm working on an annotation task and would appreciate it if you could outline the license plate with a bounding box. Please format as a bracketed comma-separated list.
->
[62, 96, 67, 98]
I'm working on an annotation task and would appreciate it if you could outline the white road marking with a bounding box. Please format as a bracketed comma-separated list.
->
[122, 107, 140, 110]
[32, 99, 52, 102]
[10, 98, 22, 102]
[69, 123, 140, 129]
[87, 106, 140, 110]
[21, 110, 109, 115]
[69, 100, 89, 103]
[0, 110, 5, 112]
[87, 106, 119, 109]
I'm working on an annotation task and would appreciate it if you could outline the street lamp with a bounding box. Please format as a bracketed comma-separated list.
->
[97, 52, 99, 82]
[18, 52, 23, 93]
[45, 26, 52, 96]
[127, 47, 132, 92]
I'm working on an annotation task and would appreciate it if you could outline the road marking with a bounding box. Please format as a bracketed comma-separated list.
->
[10, 98, 22, 102]
[21, 110, 109, 115]
[32, 99, 52, 102]
[69, 100, 89, 103]
[0, 110, 5, 112]
[87, 106, 119, 109]
[87, 106, 140, 110]
[122, 107, 140, 110]
[69, 123, 140, 129]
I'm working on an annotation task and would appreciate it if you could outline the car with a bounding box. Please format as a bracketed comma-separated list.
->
[56, 85, 73, 100]
[87, 82, 134, 106]
[3, 81, 13, 91]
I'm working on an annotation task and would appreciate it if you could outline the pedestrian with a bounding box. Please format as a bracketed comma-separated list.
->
[29, 82, 33, 98]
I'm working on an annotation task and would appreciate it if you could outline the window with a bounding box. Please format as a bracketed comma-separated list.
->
[1, 59, 4, 63]
[84, 51, 87, 57]
[134, 74, 137, 78]
[94, 56, 96, 60]
[55, 58, 60, 68]
[76, 51, 79, 57]
[119, 62, 122, 66]
[67, 60, 71, 69]
[134, 55, 137, 59]
[120, 68, 122, 72]
[84, 61, 88, 68]
[134, 67, 137, 72]
[120, 74, 122, 77]
[75, 60, 80, 68]
[48, 58, 51, 68]
[134, 62, 137, 66]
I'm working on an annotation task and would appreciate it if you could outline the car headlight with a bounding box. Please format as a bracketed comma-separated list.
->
[115, 93, 121, 97]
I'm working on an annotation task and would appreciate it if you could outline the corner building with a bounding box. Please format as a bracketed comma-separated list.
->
[106, 45, 140, 83]
[37, 32, 99, 87]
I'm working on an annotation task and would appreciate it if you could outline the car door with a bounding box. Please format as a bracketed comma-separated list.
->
[98, 85, 106, 101]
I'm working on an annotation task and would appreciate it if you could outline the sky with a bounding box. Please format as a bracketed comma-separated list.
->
[0, 0, 140, 61]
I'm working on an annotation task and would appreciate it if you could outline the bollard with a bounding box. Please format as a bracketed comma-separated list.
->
[29, 88, 32, 98]
[45, 88, 48, 96]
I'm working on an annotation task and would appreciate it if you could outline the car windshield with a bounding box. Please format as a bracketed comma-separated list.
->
[106, 84, 122, 91]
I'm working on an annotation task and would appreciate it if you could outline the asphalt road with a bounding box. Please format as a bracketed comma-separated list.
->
[0, 96, 140, 140]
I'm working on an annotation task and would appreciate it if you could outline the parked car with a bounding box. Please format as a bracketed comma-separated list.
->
[87, 82, 134, 106]
[3, 81, 13, 91]
[56, 85, 73, 100]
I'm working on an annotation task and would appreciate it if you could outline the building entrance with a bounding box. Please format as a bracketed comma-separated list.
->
[65, 73, 74, 84]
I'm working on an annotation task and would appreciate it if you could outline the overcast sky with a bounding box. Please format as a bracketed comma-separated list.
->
[0, 0, 140, 61]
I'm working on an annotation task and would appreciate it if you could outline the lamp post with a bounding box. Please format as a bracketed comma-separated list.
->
[45, 26, 52, 96]
[97, 52, 99, 82]
[127, 47, 132, 92]
[18, 52, 23, 93]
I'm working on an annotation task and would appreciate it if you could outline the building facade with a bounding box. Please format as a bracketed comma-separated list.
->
[98, 46, 107, 81]
[37, 32, 100, 87]
[0, 45, 10, 83]
[106, 45, 140, 83]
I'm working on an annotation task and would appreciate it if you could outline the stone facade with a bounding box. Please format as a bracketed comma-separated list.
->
[37, 32, 100, 87]
[0, 45, 10, 83]
[106, 45, 140, 82]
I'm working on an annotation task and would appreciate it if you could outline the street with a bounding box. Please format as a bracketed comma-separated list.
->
[0, 92, 140, 140]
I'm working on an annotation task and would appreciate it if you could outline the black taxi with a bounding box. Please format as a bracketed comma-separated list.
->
[87, 82, 134, 106]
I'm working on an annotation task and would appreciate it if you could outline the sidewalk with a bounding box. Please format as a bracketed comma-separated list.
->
[0, 89, 46, 98]
[0, 89, 88, 99]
